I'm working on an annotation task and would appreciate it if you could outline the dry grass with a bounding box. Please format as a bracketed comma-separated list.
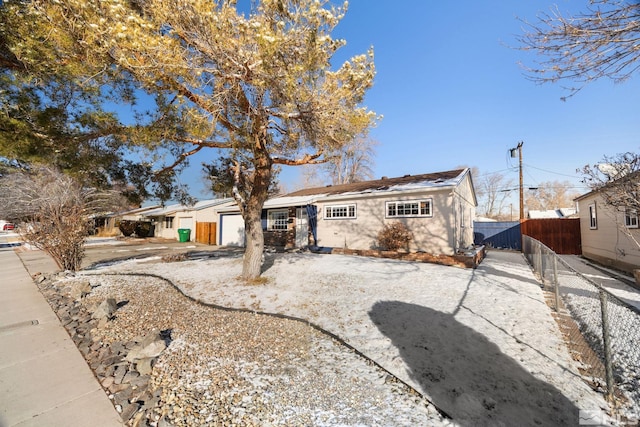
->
[94, 227, 121, 237]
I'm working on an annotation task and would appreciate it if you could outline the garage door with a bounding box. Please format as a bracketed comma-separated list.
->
[179, 216, 194, 230]
[220, 214, 245, 246]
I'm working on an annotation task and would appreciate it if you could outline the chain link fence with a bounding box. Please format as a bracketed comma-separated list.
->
[522, 235, 640, 419]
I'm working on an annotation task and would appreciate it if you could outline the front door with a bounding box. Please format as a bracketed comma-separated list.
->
[295, 208, 309, 248]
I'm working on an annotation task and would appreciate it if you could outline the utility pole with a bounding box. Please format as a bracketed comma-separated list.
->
[510, 141, 524, 220]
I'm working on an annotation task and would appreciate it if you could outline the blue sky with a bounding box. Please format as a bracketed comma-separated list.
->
[178, 1, 639, 202]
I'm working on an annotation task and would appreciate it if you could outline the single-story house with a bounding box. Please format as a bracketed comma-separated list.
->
[94, 205, 162, 235]
[142, 198, 233, 242]
[576, 184, 640, 273]
[216, 168, 477, 256]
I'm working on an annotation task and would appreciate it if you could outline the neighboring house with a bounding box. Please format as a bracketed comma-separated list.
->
[217, 168, 477, 256]
[475, 216, 498, 222]
[527, 208, 577, 219]
[142, 198, 233, 242]
[97, 205, 161, 235]
[576, 189, 640, 273]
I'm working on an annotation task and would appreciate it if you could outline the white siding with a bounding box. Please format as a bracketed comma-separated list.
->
[578, 192, 640, 272]
[315, 189, 457, 255]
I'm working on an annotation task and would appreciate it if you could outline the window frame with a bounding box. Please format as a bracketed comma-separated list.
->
[164, 216, 174, 229]
[268, 209, 289, 231]
[386, 199, 433, 218]
[625, 208, 638, 229]
[324, 204, 357, 220]
[588, 204, 598, 230]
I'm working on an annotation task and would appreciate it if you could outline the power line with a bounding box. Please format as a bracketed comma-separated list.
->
[523, 163, 580, 179]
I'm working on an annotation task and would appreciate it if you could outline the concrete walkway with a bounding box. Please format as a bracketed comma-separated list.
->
[560, 254, 640, 311]
[0, 246, 121, 427]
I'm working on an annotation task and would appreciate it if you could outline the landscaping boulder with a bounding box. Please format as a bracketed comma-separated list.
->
[92, 298, 118, 322]
[125, 329, 167, 362]
[68, 280, 92, 300]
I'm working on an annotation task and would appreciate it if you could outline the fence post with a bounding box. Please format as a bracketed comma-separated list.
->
[535, 244, 542, 281]
[553, 255, 560, 312]
[599, 289, 615, 402]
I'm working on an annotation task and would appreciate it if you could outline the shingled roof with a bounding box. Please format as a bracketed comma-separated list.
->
[285, 169, 466, 197]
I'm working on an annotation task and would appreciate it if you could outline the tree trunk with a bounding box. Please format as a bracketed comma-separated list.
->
[241, 155, 272, 280]
[242, 201, 265, 280]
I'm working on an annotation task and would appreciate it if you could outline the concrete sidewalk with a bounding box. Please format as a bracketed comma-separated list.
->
[0, 247, 121, 427]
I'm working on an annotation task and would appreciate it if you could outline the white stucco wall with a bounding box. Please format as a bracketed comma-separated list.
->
[196, 206, 218, 223]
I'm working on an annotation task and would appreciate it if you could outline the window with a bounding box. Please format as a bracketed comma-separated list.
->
[325, 204, 356, 219]
[386, 200, 432, 218]
[164, 217, 174, 229]
[268, 210, 288, 230]
[625, 209, 638, 229]
[588, 204, 597, 230]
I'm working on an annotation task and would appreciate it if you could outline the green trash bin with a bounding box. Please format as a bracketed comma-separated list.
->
[177, 228, 191, 242]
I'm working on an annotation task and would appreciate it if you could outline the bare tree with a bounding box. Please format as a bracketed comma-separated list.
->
[300, 135, 378, 187]
[0, 167, 127, 271]
[581, 152, 640, 210]
[473, 169, 516, 220]
[526, 180, 580, 211]
[519, 1, 640, 98]
[326, 136, 378, 185]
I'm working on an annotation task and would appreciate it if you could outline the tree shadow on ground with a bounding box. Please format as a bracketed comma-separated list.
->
[369, 301, 579, 427]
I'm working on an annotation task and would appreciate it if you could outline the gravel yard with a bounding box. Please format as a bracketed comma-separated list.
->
[53, 248, 613, 426]
[77, 274, 441, 426]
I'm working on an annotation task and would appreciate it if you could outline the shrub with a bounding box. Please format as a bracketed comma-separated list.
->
[135, 221, 153, 237]
[377, 222, 412, 251]
[0, 167, 127, 271]
[118, 220, 137, 237]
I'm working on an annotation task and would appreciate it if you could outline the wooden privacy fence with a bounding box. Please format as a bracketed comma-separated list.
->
[195, 222, 217, 245]
[520, 218, 581, 255]
[474, 218, 582, 255]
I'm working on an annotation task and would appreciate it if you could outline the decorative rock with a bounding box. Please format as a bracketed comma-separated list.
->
[104, 364, 116, 378]
[113, 364, 128, 385]
[130, 388, 152, 405]
[111, 342, 126, 355]
[130, 375, 150, 390]
[125, 330, 167, 362]
[68, 280, 92, 300]
[136, 357, 156, 376]
[114, 387, 133, 407]
[123, 370, 140, 384]
[109, 382, 131, 394]
[92, 298, 118, 321]
[101, 376, 115, 389]
[130, 411, 148, 427]
[102, 354, 123, 366]
[97, 316, 109, 329]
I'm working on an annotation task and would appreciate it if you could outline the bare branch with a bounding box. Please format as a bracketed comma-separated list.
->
[518, 1, 640, 96]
